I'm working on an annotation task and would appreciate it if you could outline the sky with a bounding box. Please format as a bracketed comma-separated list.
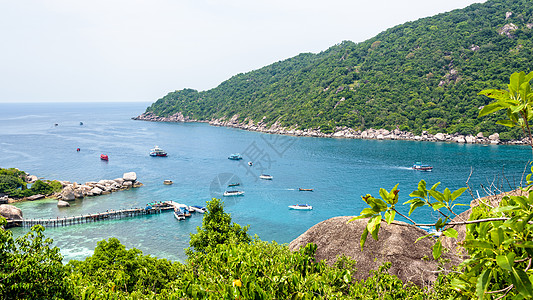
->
[0, 0, 485, 103]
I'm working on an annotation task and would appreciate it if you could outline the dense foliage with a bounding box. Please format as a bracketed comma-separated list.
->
[0, 168, 62, 198]
[145, 0, 532, 137]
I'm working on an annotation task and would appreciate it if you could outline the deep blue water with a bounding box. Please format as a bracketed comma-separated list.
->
[1, 102, 531, 262]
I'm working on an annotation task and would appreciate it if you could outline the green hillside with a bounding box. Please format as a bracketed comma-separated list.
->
[143, 0, 533, 138]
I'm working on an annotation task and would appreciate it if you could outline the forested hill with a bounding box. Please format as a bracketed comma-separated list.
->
[143, 0, 533, 138]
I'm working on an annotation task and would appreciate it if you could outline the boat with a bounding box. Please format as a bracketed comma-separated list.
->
[150, 145, 168, 157]
[412, 162, 433, 171]
[163, 180, 173, 185]
[298, 188, 314, 192]
[182, 206, 191, 217]
[248, 161, 253, 166]
[174, 208, 185, 220]
[289, 204, 313, 210]
[228, 182, 240, 187]
[228, 153, 243, 160]
[190, 205, 207, 213]
[100, 154, 108, 161]
[223, 190, 245, 197]
[80, 122, 83, 125]
[259, 174, 273, 180]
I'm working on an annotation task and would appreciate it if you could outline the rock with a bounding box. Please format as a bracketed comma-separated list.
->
[434, 133, 446, 141]
[26, 194, 45, 201]
[0, 204, 23, 221]
[505, 11, 513, 19]
[465, 135, 476, 144]
[74, 190, 85, 198]
[90, 187, 103, 195]
[57, 200, 70, 207]
[123, 172, 137, 182]
[123, 181, 133, 187]
[26, 175, 38, 183]
[476, 132, 484, 138]
[454, 136, 466, 143]
[133, 182, 143, 188]
[289, 216, 456, 287]
[113, 178, 125, 185]
[60, 186, 76, 201]
[489, 133, 500, 140]
[498, 23, 518, 38]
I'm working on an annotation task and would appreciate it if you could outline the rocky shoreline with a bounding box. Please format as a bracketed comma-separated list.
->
[133, 112, 530, 146]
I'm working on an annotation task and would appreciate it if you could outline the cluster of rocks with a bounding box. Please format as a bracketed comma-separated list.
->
[134, 112, 529, 146]
[57, 172, 142, 207]
[0, 204, 23, 228]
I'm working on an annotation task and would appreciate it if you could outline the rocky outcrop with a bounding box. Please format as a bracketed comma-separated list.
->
[57, 173, 142, 202]
[498, 23, 518, 38]
[26, 194, 45, 201]
[0, 204, 23, 221]
[134, 112, 527, 145]
[57, 200, 70, 207]
[289, 216, 457, 287]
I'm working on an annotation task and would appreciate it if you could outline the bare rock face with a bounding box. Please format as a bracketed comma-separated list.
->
[498, 23, 518, 38]
[123, 172, 137, 182]
[289, 216, 455, 287]
[60, 186, 76, 201]
[434, 133, 446, 141]
[0, 204, 23, 221]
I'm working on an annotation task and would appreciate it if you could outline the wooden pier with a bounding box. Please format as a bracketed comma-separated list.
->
[20, 206, 174, 228]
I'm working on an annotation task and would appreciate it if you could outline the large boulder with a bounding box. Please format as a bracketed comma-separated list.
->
[0, 204, 23, 221]
[60, 185, 76, 201]
[57, 200, 70, 207]
[123, 172, 137, 182]
[289, 216, 456, 287]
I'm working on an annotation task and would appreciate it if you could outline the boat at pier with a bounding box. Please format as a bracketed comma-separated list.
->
[174, 208, 185, 220]
[150, 146, 168, 157]
[190, 205, 207, 213]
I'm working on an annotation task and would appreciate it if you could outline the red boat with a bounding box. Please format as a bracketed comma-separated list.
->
[100, 154, 109, 161]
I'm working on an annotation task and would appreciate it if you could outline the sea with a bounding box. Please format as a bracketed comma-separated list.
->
[0, 102, 531, 262]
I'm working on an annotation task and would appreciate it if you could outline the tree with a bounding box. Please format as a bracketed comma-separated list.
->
[0, 218, 72, 299]
[188, 198, 251, 254]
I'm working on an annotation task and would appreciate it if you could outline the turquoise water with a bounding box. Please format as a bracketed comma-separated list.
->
[1, 102, 531, 262]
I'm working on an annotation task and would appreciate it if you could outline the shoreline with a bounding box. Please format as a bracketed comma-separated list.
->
[132, 112, 530, 146]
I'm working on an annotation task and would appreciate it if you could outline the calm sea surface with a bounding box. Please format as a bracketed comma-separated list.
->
[1, 102, 531, 262]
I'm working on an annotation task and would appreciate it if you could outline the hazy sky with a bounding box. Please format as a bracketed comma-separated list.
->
[0, 0, 485, 103]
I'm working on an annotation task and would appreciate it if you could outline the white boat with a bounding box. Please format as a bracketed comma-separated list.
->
[259, 174, 273, 180]
[190, 205, 207, 213]
[223, 190, 244, 197]
[150, 145, 168, 157]
[288, 204, 313, 210]
[174, 208, 185, 220]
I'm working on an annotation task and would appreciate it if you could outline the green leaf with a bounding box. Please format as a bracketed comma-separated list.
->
[384, 210, 395, 225]
[496, 119, 516, 127]
[476, 269, 491, 300]
[432, 239, 442, 260]
[462, 240, 493, 250]
[478, 101, 505, 117]
[451, 187, 467, 201]
[442, 228, 458, 239]
[379, 188, 389, 203]
[491, 205, 520, 214]
[367, 215, 381, 241]
[408, 200, 425, 216]
[415, 233, 433, 243]
[429, 190, 445, 202]
[496, 253, 515, 271]
[417, 180, 427, 192]
[360, 227, 369, 250]
[431, 202, 445, 210]
[510, 267, 533, 298]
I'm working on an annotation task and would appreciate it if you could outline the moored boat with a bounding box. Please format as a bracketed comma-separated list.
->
[412, 162, 433, 171]
[190, 205, 207, 213]
[174, 208, 185, 220]
[228, 153, 243, 160]
[259, 174, 273, 180]
[289, 204, 313, 210]
[223, 190, 244, 197]
[100, 154, 108, 161]
[150, 145, 168, 157]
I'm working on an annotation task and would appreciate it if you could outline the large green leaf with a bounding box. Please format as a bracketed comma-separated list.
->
[510, 267, 533, 298]
[476, 269, 491, 300]
[442, 228, 458, 239]
[432, 239, 442, 260]
[496, 253, 515, 271]
[495, 119, 516, 127]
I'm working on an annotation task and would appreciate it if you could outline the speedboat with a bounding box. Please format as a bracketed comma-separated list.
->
[100, 154, 108, 161]
[223, 190, 244, 197]
[190, 205, 207, 213]
[163, 180, 173, 185]
[298, 188, 313, 192]
[228, 153, 243, 160]
[259, 174, 273, 180]
[228, 182, 240, 187]
[289, 204, 313, 210]
[150, 146, 168, 157]
[174, 208, 185, 220]
[412, 162, 433, 171]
